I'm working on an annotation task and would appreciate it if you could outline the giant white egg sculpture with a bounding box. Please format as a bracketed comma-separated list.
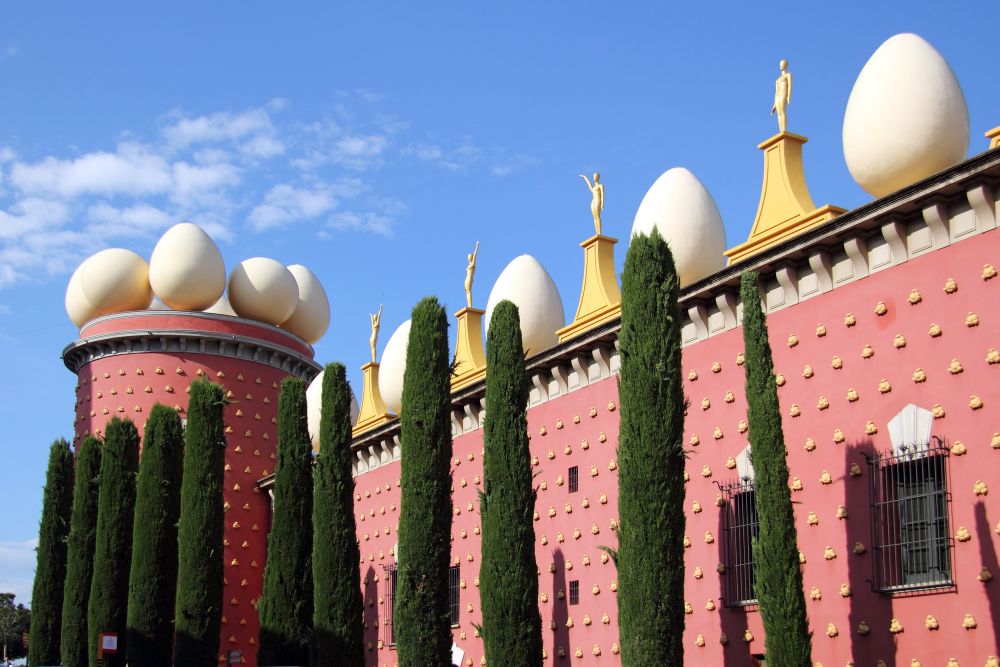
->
[80, 248, 153, 315]
[485, 255, 565, 356]
[204, 293, 238, 317]
[65, 260, 100, 327]
[378, 319, 411, 414]
[148, 222, 226, 310]
[306, 369, 360, 453]
[630, 167, 727, 286]
[227, 258, 298, 325]
[843, 33, 969, 198]
[281, 264, 331, 344]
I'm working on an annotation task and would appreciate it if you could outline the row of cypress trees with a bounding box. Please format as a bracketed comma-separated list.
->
[29, 380, 227, 667]
[31, 256, 810, 667]
[256, 369, 365, 667]
[256, 297, 545, 667]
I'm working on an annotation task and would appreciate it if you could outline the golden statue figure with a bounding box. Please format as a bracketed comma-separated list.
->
[771, 59, 792, 133]
[464, 241, 480, 309]
[369, 303, 383, 363]
[579, 172, 604, 235]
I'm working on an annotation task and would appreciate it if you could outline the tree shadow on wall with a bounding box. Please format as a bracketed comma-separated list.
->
[363, 564, 379, 667]
[551, 548, 570, 661]
[973, 501, 1000, 653]
[843, 439, 896, 667]
[716, 490, 752, 664]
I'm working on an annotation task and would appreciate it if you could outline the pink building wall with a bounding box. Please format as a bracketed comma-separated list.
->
[355, 227, 1000, 666]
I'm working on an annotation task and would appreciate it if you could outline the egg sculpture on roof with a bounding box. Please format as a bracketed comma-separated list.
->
[148, 222, 226, 310]
[843, 33, 969, 198]
[379, 318, 411, 414]
[65, 259, 100, 327]
[227, 258, 298, 325]
[80, 248, 153, 316]
[281, 264, 330, 344]
[630, 167, 727, 286]
[306, 369, 360, 452]
[204, 292, 238, 317]
[485, 254, 565, 356]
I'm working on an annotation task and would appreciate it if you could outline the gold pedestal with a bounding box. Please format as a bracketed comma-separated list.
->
[987, 126, 1000, 150]
[451, 307, 486, 390]
[556, 234, 621, 342]
[353, 361, 392, 436]
[725, 132, 845, 264]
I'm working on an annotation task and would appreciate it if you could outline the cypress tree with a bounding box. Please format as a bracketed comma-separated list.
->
[61, 436, 103, 667]
[616, 229, 686, 666]
[87, 418, 140, 667]
[127, 404, 185, 667]
[28, 438, 74, 666]
[311, 363, 364, 667]
[258, 377, 314, 666]
[395, 297, 452, 667]
[739, 271, 812, 666]
[479, 300, 542, 666]
[173, 380, 227, 667]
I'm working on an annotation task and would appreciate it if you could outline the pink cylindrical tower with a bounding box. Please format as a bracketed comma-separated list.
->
[64, 310, 321, 666]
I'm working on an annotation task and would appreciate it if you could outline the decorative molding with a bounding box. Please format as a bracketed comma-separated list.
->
[62, 328, 320, 381]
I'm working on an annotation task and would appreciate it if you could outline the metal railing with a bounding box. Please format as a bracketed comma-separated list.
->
[866, 439, 954, 593]
[719, 477, 758, 607]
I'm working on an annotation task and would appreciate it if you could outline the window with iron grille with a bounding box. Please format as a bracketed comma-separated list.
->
[719, 478, 758, 607]
[385, 565, 397, 646]
[568, 466, 579, 493]
[867, 440, 953, 593]
[448, 565, 460, 626]
[568, 580, 579, 605]
[386, 564, 461, 643]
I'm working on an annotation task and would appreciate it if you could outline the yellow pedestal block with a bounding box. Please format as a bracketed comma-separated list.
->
[452, 307, 486, 390]
[557, 234, 621, 342]
[353, 361, 392, 436]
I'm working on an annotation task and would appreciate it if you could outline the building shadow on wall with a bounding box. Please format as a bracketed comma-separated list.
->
[363, 565, 379, 667]
[843, 439, 895, 667]
[974, 501, 1000, 652]
[551, 548, 569, 661]
[716, 496, 752, 664]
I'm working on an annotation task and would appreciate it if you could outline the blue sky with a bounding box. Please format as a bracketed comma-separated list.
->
[1, 2, 997, 605]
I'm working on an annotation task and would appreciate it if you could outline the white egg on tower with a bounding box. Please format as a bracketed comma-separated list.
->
[79, 248, 153, 316]
[843, 33, 969, 198]
[630, 167, 727, 286]
[484, 254, 565, 356]
[227, 258, 299, 325]
[148, 222, 226, 310]
[305, 369, 360, 453]
[378, 319, 412, 414]
[281, 264, 331, 344]
[65, 261, 100, 328]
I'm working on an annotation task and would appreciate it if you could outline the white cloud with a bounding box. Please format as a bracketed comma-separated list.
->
[491, 153, 540, 176]
[86, 202, 173, 237]
[327, 211, 394, 237]
[9, 144, 173, 198]
[332, 134, 388, 170]
[248, 183, 338, 231]
[0, 93, 535, 290]
[163, 107, 274, 149]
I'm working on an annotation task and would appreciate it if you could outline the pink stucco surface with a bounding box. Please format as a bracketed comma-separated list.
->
[355, 227, 1000, 666]
[71, 315, 312, 666]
